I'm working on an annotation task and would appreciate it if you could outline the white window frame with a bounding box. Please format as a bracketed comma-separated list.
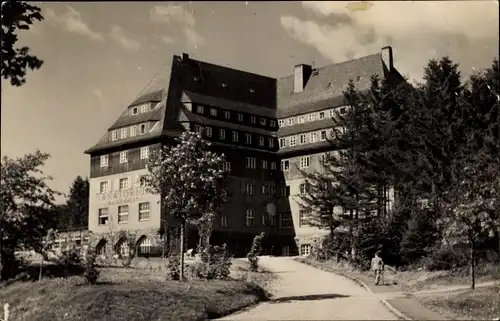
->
[259, 136, 265, 146]
[139, 123, 146, 135]
[270, 120, 276, 127]
[210, 108, 217, 116]
[308, 113, 316, 122]
[329, 109, 335, 118]
[261, 184, 268, 194]
[299, 134, 306, 144]
[290, 136, 297, 146]
[245, 133, 252, 144]
[319, 111, 325, 119]
[224, 111, 230, 119]
[205, 127, 212, 137]
[132, 107, 138, 115]
[197, 105, 204, 113]
[300, 244, 311, 256]
[245, 157, 256, 169]
[138, 238, 152, 254]
[300, 156, 310, 168]
[244, 183, 255, 195]
[287, 118, 295, 125]
[119, 177, 129, 190]
[194, 125, 203, 133]
[278, 119, 285, 127]
[310, 132, 318, 143]
[99, 181, 109, 194]
[111, 130, 118, 141]
[320, 130, 327, 141]
[100, 155, 109, 167]
[98, 208, 109, 225]
[219, 129, 226, 140]
[250, 115, 256, 124]
[281, 160, 290, 171]
[140, 147, 149, 159]
[262, 160, 268, 169]
[220, 215, 229, 227]
[245, 209, 255, 227]
[268, 138, 274, 148]
[232, 131, 238, 142]
[119, 151, 128, 164]
[130, 125, 137, 137]
[279, 138, 286, 148]
[298, 115, 305, 124]
[259, 118, 266, 126]
[299, 209, 312, 227]
[223, 161, 231, 172]
[270, 162, 276, 170]
[118, 205, 129, 224]
[237, 113, 244, 122]
[120, 128, 128, 139]
[138, 202, 150, 221]
[140, 104, 149, 113]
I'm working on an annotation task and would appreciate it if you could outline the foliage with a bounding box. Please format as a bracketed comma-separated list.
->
[58, 246, 82, 273]
[0, 150, 60, 280]
[189, 244, 232, 280]
[166, 256, 180, 281]
[1, 1, 44, 87]
[146, 131, 230, 279]
[247, 233, 265, 272]
[83, 248, 100, 285]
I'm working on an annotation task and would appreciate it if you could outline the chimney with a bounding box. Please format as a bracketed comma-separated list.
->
[182, 53, 189, 62]
[381, 46, 393, 71]
[293, 64, 312, 94]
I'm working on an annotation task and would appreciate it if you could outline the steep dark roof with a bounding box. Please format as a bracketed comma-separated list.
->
[108, 98, 166, 130]
[277, 53, 387, 118]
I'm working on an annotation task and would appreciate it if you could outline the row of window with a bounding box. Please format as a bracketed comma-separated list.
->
[279, 129, 334, 149]
[98, 202, 150, 225]
[281, 156, 311, 171]
[193, 125, 276, 148]
[244, 157, 277, 170]
[99, 175, 147, 193]
[130, 103, 151, 116]
[226, 209, 292, 228]
[242, 182, 290, 197]
[100, 146, 150, 168]
[194, 104, 277, 128]
[278, 107, 347, 128]
[111, 123, 149, 142]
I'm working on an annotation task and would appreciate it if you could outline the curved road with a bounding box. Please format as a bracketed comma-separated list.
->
[220, 256, 398, 320]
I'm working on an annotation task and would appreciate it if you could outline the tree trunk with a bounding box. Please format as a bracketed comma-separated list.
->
[470, 241, 476, 290]
[39, 257, 43, 282]
[0, 228, 3, 282]
[179, 220, 186, 281]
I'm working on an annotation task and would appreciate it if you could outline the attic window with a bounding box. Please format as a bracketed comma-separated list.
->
[132, 107, 138, 115]
[221, 83, 228, 88]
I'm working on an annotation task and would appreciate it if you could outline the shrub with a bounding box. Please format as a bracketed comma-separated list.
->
[84, 248, 100, 285]
[422, 244, 468, 271]
[58, 246, 82, 275]
[247, 233, 265, 272]
[188, 244, 232, 280]
[166, 256, 180, 280]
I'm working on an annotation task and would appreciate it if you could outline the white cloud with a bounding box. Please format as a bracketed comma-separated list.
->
[281, 1, 499, 81]
[150, 4, 205, 49]
[109, 25, 141, 51]
[45, 5, 104, 42]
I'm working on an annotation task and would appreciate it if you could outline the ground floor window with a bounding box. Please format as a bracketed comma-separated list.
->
[300, 244, 311, 256]
[138, 237, 152, 256]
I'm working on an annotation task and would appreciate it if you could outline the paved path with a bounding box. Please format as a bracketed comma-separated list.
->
[219, 256, 398, 320]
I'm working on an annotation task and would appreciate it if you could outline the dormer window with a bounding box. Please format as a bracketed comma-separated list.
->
[120, 128, 128, 139]
[132, 107, 138, 115]
[210, 108, 217, 116]
[141, 104, 149, 113]
[259, 118, 266, 126]
[197, 105, 204, 114]
[140, 123, 146, 135]
[111, 130, 118, 141]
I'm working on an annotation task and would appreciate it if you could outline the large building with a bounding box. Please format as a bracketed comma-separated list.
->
[84, 46, 403, 258]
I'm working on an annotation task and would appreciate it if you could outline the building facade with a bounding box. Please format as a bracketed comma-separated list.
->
[85, 47, 403, 258]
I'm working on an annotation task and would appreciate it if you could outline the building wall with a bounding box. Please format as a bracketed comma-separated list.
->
[88, 168, 162, 234]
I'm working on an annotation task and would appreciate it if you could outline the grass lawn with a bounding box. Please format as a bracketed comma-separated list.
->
[0, 259, 270, 321]
[418, 285, 500, 320]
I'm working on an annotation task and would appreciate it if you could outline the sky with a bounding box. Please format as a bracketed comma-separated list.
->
[1, 1, 499, 201]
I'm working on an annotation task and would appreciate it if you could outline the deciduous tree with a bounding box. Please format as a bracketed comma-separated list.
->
[1, 1, 44, 87]
[146, 131, 229, 280]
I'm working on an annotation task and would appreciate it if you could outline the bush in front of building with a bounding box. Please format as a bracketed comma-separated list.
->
[247, 233, 265, 272]
[166, 256, 181, 280]
[58, 246, 83, 276]
[83, 248, 100, 285]
[188, 244, 232, 280]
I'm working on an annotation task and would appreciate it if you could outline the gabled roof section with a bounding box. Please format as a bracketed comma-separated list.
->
[277, 53, 387, 118]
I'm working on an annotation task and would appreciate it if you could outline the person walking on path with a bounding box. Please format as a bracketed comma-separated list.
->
[371, 250, 384, 285]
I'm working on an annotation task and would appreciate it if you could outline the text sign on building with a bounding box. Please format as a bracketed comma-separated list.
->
[96, 187, 147, 206]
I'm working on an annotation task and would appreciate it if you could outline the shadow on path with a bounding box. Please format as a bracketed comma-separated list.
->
[270, 293, 349, 304]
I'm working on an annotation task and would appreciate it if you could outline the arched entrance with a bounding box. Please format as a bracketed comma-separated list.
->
[136, 235, 152, 257]
[95, 239, 107, 255]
